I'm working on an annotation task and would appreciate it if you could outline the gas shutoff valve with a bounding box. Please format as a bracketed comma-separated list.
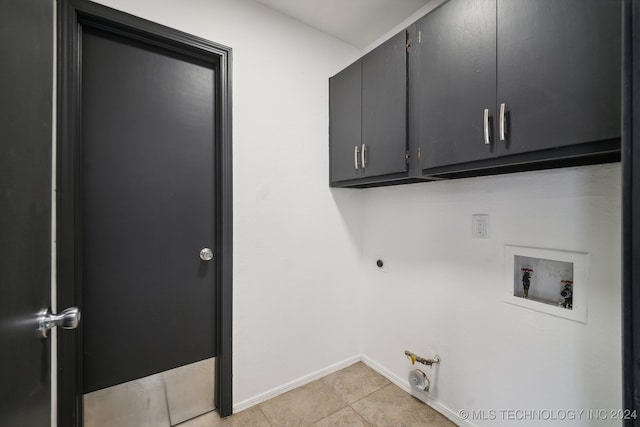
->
[404, 350, 440, 367]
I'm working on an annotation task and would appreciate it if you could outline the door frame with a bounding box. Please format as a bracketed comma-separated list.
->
[56, 0, 233, 424]
[622, 0, 639, 423]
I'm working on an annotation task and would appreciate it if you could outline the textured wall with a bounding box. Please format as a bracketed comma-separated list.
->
[359, 164, 622, 426]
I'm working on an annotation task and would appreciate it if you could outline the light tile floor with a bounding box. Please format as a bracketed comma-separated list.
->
[176, 362, 455, 427]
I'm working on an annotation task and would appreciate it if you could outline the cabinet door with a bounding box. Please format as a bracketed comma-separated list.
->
[497, 0, 621, 156]
[415, 0, 497, 170]
[330, 60, 362, 183]
[361, 31, 408, 178]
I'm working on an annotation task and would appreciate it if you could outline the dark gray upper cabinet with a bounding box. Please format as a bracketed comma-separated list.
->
[361, 31, 408, 178]
[329, 31, 408, 186]
[329, 60, 362, 183]
[414, 0, 497, 170]
[412, 0, 621, 176]
[329, 0, 621, 187]
[496, 0, 621, 156]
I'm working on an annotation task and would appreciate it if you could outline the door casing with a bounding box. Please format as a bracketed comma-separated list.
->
[56, 1, 233, 424]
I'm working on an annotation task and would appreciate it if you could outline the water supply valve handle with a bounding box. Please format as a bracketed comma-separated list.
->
[405, 350, 417, 364]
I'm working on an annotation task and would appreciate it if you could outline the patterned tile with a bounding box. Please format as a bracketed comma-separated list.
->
[259, 380, 347, 426]
[321, 362, 390, 404]
[311, 407, 371, 427]
[351, 384, 455, 427]
[171, 363, 453, 427]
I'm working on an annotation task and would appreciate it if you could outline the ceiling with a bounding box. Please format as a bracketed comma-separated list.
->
[253, 0, 431, 49]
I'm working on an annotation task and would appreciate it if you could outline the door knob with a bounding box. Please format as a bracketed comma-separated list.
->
[200, 248, 214, 261]
[37, 307, 81, 338]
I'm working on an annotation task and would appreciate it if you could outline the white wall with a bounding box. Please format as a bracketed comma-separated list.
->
[359, 164, 622, 426]
[89, 0, 364, 410]
[74, 2, 623, 425]
[363, 0, 445, 54]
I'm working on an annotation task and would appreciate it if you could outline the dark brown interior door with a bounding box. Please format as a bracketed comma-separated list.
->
[0, 0, 53, 425]
[81, 26, 217, 393]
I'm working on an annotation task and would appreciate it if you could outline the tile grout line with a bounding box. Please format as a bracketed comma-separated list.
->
[306, 382, 350, 426]
[343, 379, 392, 407]
[347, 403, 373, 427]
[319, 365, 391, 405]
[346, 382, 396, 426]
[256, 404, 274, 427]
[316, 368, 390, 427]
[310, 403, 352, 426]
[246, 364, 455, 427]
[179, 365, 452, 426]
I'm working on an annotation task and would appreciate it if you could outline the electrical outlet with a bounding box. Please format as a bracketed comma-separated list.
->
[472, 214, 489, 239]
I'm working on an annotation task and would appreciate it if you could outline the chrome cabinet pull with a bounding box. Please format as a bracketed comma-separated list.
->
[37, 307, 81, 338]
[361, 144, 367, 168]
[499, 103, 506, 142]
[483, 108, 490, 145]
[354, 145, 360, 170]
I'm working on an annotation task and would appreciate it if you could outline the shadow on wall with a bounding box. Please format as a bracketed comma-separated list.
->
[330, 189, 365, 250]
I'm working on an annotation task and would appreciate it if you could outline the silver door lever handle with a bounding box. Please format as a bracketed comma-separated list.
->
[38, 307, 81, 338]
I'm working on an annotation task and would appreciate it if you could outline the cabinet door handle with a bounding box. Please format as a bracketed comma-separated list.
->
[361, 144, 367, 168]
[499, 103, 506, 142]
[483, 108, 490, 145]
[354, 145, 360, 170]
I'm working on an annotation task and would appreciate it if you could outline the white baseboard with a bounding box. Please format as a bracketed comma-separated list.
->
[232, 354, 361, 413]
[233, 353, 475, 427]
[360, 355, 475, 427]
